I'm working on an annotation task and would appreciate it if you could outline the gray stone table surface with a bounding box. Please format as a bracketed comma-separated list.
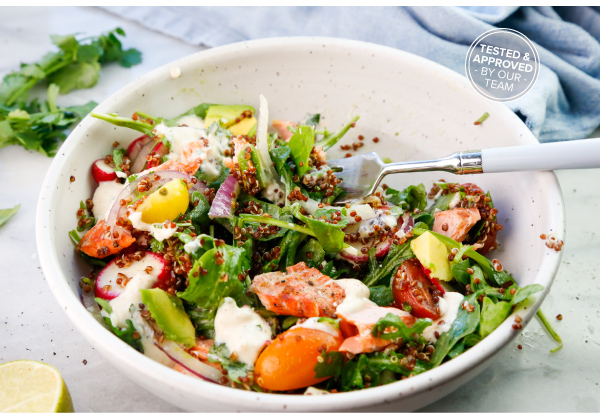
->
[1, 6, 598, 413]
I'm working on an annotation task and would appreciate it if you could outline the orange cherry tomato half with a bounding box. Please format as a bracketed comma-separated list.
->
[254, 327, 343, 391]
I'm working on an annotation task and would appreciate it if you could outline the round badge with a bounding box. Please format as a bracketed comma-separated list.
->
[465, 28, 540, 102]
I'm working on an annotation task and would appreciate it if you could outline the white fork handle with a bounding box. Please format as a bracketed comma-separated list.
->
[482, 137, 600, 173]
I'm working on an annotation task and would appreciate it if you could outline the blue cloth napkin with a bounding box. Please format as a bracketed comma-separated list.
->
[104, 6, 600, 142]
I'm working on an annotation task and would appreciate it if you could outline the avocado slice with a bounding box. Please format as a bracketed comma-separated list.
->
[410, 231, 452, 281]
[228, 116, 257, 136]
[204, 105, 255, 128]
[140, 288, 196, 347]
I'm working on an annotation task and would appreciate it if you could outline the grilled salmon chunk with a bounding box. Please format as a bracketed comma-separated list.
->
[250, 262, 345, 318]
[432, 207, 481, 242]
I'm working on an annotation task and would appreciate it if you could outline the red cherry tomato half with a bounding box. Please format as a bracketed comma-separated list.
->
[392, 258, 442, 319]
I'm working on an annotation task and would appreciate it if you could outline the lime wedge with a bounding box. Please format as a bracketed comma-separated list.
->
[0, 360, 74, 413]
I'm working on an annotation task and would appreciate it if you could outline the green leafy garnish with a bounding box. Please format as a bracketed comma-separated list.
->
[208, 343, 249, 382]
[0, 204, 19, 227]
[371, 313, 432, 342]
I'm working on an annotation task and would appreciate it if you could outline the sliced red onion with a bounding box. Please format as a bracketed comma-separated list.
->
[127, 135, 153, 161]
[208, 175, 240, 219]
[154, 341, 221, 384]
[400, 212, 415, 234]
[105, 170, 207, 241]
[130, 140, 156, 173]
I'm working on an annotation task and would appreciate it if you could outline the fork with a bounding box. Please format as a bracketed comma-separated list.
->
[328, 138, 600, 203]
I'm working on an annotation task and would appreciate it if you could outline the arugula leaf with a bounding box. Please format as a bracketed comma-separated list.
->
[315, 115, 359, 151]
[430, 293, 480, 367]
[368, 286, 394, 307]
[386, 183, 427, 211]
[288, 125, 314, 178]
[372, 313, 432, 342]
[451, 259, 472, 286]
[0, 204, 19, 227]
[208, 343, 249, 382]
[112, 148, 128, 173]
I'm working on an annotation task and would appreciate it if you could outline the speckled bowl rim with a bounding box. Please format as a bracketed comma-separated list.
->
[36, 36, 565, 412]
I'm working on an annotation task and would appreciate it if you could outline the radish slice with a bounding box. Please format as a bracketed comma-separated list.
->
[339, 238, 392, 264]
[92, 159, 117, 183]
[339, 211, 413, 264]
[146, 142, 169, 169]
[127, 135, 153, 161]
[105, 170, 207, 243]
[154, 341, 223, 384]
[94, 252, 168, 301]
[208, 175, 240, 219]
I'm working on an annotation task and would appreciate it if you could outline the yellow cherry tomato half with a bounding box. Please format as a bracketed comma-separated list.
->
[254, 327, 343, 391]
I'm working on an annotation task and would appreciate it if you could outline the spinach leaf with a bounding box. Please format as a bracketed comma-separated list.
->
[287, 125, 314, 178]
[368, 286, 394, 307]
[362, 242, 414, 287]
[0, 204, 19, 227]
[386, 184, 427, 212]
[304, 113, 321, 128]
[451, 259, 472, 286]
[412, 211, 434, 228]
[479, 296, 512, 338]
[510, 284, 544, 306]
[178, 243, 248, 310]
[430, 293, 480, 367]
[186, 191, 211, 228]
[296, 238, 326, 268]
[314, 351, 345, 378]
[372, 313, 432, 342]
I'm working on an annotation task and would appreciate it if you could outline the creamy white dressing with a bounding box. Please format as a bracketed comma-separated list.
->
[91, 180, 125, 220]
[153, 116, 230, 177]
[128, 211, 177, 242]
[331, 278, 370, 307]
[422, 291, 464, 343]
[214, 297, 272, 367]
[107, 270, 159, 328]
[183, 237, 203, 254]
[291, 317, 340, 338]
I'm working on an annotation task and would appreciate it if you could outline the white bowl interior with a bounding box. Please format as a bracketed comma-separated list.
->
[37, 37, 565, 412]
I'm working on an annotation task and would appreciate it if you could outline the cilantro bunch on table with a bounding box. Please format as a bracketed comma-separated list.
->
[0, 28, 141, 156]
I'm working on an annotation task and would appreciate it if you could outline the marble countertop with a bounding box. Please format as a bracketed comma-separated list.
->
[1, 6, 599, 413]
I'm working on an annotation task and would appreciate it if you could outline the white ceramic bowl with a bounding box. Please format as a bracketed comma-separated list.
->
[36, 37, 565, 412]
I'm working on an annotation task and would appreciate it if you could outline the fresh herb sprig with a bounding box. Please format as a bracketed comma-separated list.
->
[0, 28, 141, 156]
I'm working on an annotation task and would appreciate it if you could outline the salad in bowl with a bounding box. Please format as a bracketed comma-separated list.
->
[70, 94, 542, 394]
